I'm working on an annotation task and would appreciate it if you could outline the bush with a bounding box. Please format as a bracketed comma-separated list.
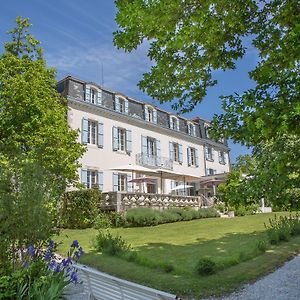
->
[125, 208, 162, 227]
[196, 257, 217, 276]
[256, 240, 268, 252]
[94, 212, 112, 229]
[61, 189, 102, 229]
[94, 230, 131, 256]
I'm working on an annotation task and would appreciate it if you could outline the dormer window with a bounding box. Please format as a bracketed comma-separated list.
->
[187, 122, 196, 136]
[169, 116, 179, 131]
[204, 125, 210, 138]
[115, 96, 129, 114]
[85, 85, 102, 105]
[144, 105, 157, 123]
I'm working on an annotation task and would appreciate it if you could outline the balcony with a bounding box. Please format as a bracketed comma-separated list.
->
[136, 153, 173, 170]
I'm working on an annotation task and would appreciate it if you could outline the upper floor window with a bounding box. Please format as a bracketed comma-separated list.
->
[205, 146, 214, 161]
[187, 122, 196, 136]
[81, 169, 103, 190]
[169, 116, 179, 131]
[82, 117, 104, 148]
[115, 96, 129, 114]
[187, 147, 199, 167]
[219, 151, 226, 164]
[113, 172, 133, 192]
[169, 142, 183, 163]
[204, 125, 210, 138]
[112, 127, 132, 153]
[85, 86, 102, 105]
[206, 168, 216, 176]
[144, 105, 157, 123]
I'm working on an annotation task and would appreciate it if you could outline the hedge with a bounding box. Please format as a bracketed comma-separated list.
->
[60, 189, 101, 229]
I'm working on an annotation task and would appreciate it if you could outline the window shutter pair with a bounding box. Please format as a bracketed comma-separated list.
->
[81, 169, 88, 187]
[85, 87, 91, 102]
[112, 127, 119, 150]
[153, 109, 157, 123]
[98, 123, 104, 148]
[81, 169, 103, 190]
[98, 172, 103, 190]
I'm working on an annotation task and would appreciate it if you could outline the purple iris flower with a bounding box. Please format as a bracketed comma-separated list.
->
[48, 260, 57, 270]
[48, 240, 55, 250]
[44, 250, 52, 261]
[71, 240, 79, 248]
[27, 245, 35, 256]
[70, 271, 79, 284]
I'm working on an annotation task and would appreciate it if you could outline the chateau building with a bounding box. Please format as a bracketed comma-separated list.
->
[57, 76, 230, 197]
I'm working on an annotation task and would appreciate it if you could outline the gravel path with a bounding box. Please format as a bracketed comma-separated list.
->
[211, 254, 300, 300]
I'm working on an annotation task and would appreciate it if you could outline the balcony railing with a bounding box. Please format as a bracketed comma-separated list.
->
[136, 153, 173, 170]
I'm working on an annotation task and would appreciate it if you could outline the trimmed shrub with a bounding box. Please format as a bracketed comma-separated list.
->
[94, 212, 112, 229]
[108, 211, 127, 227]
[125, 208, 162, 227]
[94, 230, 131, 256]
[61, 189, 101, 229]
[196, 257, 217, 276]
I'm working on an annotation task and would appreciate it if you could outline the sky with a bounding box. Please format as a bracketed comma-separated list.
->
[0, 0, 255, 162]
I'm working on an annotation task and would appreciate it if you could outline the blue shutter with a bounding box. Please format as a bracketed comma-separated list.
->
[127, 174, 133, 192]
[211, 148, 215, 161]
[113, 173, 119, 191]
[193, 125, 196, 137]
[144, 106, 149, 121]
[97, 90, 102, 105]
[98, 171, 103, 191]
[156, 139, 161, 166]
[81, 169, 88, 187]
[153, 109, 157, 123]
[115, 96, 120, 112]
[126, 129, 132, 153]
[170, 180, 175, 193]
[124, 99, 129, 114]
[187, 147, 191, 166]
[85, 87, 91, 102]
[141, 136, 147, 155]
[112, 127, 119, 150]
[179, 144, 183, 163]
[195, 149, 199, 167]
[205, 146, 209, 160]
[82, 117, 89, 144]
[169, 142, 174, 160]
[169, 116, 173, 129]
[98, 123, 104, 148]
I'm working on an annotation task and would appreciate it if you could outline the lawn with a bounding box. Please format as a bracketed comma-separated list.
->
[56, 212, 300, 299]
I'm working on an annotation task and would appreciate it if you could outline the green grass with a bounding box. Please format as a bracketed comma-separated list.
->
[56, 212, 300, 299]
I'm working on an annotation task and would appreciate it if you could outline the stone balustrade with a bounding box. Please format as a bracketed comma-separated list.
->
[101, 192, 203, 212]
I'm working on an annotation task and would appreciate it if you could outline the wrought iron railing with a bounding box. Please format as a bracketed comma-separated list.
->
[136, 153, 173, 170]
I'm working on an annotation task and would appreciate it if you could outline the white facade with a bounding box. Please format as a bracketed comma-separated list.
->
[60, 76, 230, 195]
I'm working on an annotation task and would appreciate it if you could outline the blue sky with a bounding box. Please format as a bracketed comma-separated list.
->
[0, 0, 255, 162]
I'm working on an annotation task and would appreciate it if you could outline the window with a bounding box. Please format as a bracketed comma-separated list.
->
[169, 142, 183, 163]
[169, 116, 179, 131]
[82, 118, 104, 147]
[141, 136, 161, 167]
[205, 146, 214, 161]
[219, 151, 226, 164]
[187, 122, 196, 136]
[115, 96, 128, 114]
[187, 147, 199, 167]
[206, 168, 215, 176]
[81, 169, 103, 190]
[112, 127, 132, 153]
[90, 88, 96, 104]
[204, 125, 210, 138]
[147, 137, 156, 156]
[144, 105, 157, 123]
[85, 86, 102, 105]
[113, 172, 133, 192]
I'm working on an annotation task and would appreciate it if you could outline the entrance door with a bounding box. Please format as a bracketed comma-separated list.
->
[147, 183, 156, 194]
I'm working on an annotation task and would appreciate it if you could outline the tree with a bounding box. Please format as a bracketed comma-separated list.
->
[0, 17, 85, 267]
[114, 0, 300, 207]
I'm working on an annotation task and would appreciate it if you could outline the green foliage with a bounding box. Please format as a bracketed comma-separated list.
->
[0, 17, 85, 267]
[195, 258, 217, 276]
[265, 214, 300, 245]
[61, 189, 101, 229]
[256, 240, 268, 253]
[107, 211, 127, 227]
[94, 212, 112, 229]
[94, 230, 132, 256]
[124, 207, 219, 227]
